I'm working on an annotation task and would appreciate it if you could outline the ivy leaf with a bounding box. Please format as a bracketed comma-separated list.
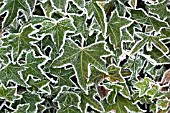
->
[157, 98, 170, 110]
[53, 91, 80, 108]
[131, 33, 169, 54]
[40, 0, 54, 17]
[52, 0, 67, 11]
[107, 84, 123, 104]
[1, 24, 38, 59]
[103, 94, 141, 113]
[0, 0, 31, 27]
[130, 9, 168, 31]
[0, 46, 11, 64]
[38, 18, 75, 53]
[51, 39, 109, 90]
[145, 47, 170, 64]
[21, 92, 44, 113]
[107, 10, 132, 48]
[21, 50, 46, 80]
[0, 63, 25, 86]
[50, 67, 75, 87]
[135, 77, 154, 97]
[58, 106, 81, 113]
[14, 104, 29, 113]
[106, 64, 125, 83]
[79, 91, 104, 112]
[71, 14, 89, 38]
[146, 1, 170, 20]
[0, 84, 21, 103]
[86, 1, 106, 34]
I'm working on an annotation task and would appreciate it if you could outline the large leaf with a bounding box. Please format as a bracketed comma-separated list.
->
[51, 39, 109, 90]
[0, 84, 21, 103]
[0, 0, 31, 27]
[130, 9, 168, 31]
[38, 18, 75, 53]
[107, 10, 132, 48]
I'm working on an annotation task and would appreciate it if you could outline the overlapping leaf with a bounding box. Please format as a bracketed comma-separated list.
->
[107, 10, 132, 48]
[0, 0, 31, 27]
[38, 18, 75, 53]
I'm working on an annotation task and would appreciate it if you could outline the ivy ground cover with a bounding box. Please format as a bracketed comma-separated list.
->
[0, 0, 170, 113]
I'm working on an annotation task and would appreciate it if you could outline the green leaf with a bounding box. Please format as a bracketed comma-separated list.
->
[53, 91, 79, 108]
[103, 94, 141, 113]
[135, 77, 154, 97]
[0, 0, 31, 27]
[0, 46, 11, 64]
[21, 92, 44, 113]
[71, 14, 89, 38]
[146, 1, 170, 20]
[27, 76, 49, 92]
[145, 47, 170, 64]
[38, 18, 75, 53]
[58, 106, 81, 113]
[0, 63, 25, 86]
[1, 24, 38, 59]
[130, 9, 168, 31]
[86, 1, 106, 34]
[51, 39, 109, 90]
[106, 64, 125, 83]
[79, 91, 104, 112]
[14, 104, 29, 113]
[0, 84, 21, 103]
[41, 0, 54, 17]
[157, 98, 169, 110]
[52, 0, 67, 11]
[50, 67, 75, 87]
[131, 33, 169, 54]
[21, 50, 46, 80]
[107, 10, 132, 48]
[107, 84, 123, 104]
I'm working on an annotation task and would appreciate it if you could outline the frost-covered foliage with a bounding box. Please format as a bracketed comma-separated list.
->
[0, 0, 170, 113]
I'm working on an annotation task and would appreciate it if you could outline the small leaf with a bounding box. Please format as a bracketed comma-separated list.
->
[86, 1, 106, 34]
[38, 18, 75, 53]
[135, 77, 154, 97]
[54, 91, 79, 108]
[21, 50, 46, 80]
[58, 106, 81, 113]
[50, 67, 75, 87]
[21, 92, 44, 113]
[157, 98, 169, 110]
[0, 0, 31, 27]
[80, 91, 104, 112]
[0, 63, 25, 86]
[14, 104, 29, 113]
[0, 84, 21, 103]
[130, 9, 168, 31]
[107, 10, 132, 48]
